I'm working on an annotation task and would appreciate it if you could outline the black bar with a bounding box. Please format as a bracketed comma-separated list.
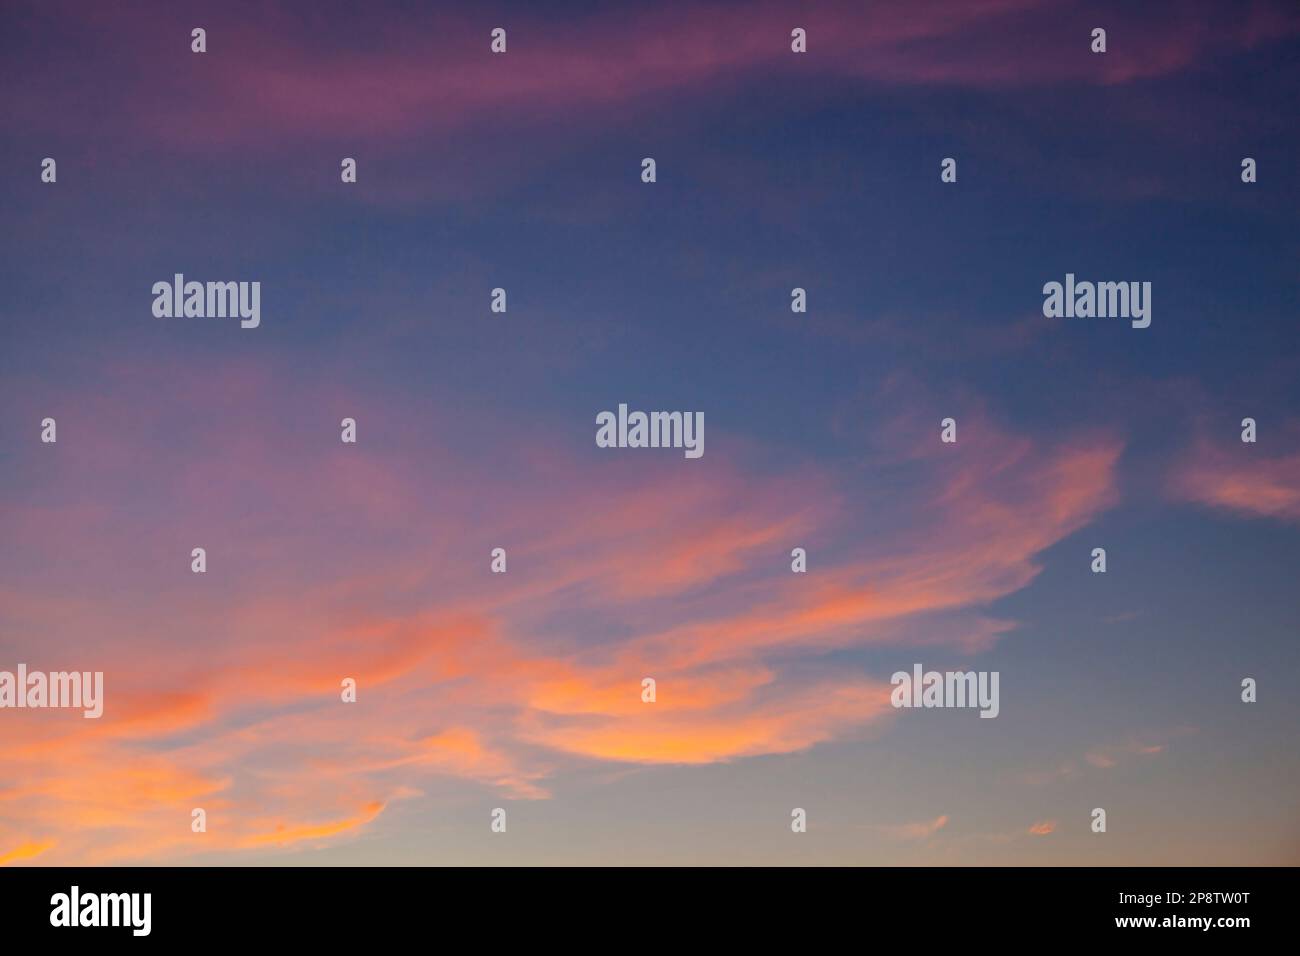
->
[0, 866, 1285, 942]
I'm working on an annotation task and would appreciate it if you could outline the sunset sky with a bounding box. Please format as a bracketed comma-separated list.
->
[1, 0, 1298, 866]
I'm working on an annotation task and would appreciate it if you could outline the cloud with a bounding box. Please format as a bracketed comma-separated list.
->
[237, 800, 386, 849]
[876, 815, 951, 841]
[1174, 434, 1300, 524]
[0, 839, 56, 866]
[1023, 730, 1190, 785]
[0, 357, 1123, 861]
[521, 675, 894, 765]
[8, 0, 1295, 164]
[1028, 820, 1057, 836]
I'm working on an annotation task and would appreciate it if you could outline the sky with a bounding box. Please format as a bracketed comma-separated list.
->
[1, 0, 1298, 866]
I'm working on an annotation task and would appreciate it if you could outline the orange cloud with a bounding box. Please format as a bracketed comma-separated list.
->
[0, 359, 1125, 862]
[1029, 821, 1057, 836]
[238, 801, 386, 849]
[523, 678, 894, 764]
[0, 840, 56, 866]
[878, 815, 950, 841]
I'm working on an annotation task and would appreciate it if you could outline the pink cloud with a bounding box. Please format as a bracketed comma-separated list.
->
[0, 356, 1124, 862]
[1024, 730, 1190, 784]
[9, 0, 1294, 158]
[876, 814, 951, 841]
[1174, 433, 1300, 524]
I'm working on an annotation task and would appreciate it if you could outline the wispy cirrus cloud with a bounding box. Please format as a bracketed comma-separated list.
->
[874, 814, 951, 841]
[0, 840, 56, 866]
[0, 354, 1126, 863]
[1022, 729, 1193, 785]
[6, 0, 1295, 156]
[1173, 430, 1300, 524]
